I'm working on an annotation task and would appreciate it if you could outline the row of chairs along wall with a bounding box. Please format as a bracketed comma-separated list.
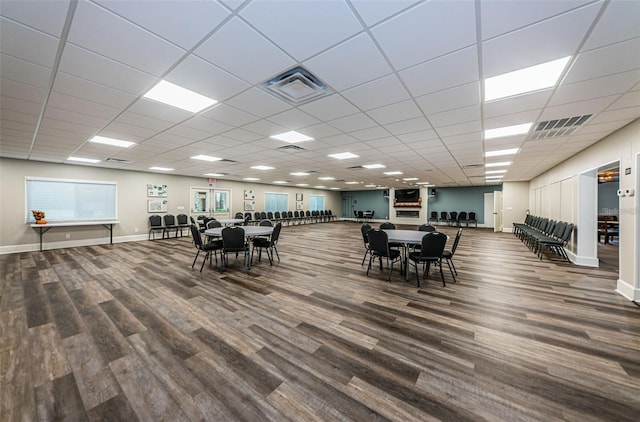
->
[513, 214, 575, 261]
[428, 211, 478, 227]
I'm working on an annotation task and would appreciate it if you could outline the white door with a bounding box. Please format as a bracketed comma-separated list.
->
[493, 191, 503, 232]
[191, 188, 211, 217]
[484, 192, 494, 228]
[190, 188, 231, 219]
[212, 189, 231, 219]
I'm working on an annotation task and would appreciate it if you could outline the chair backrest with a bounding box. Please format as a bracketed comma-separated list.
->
[149, 215, 163, 227]
[259, 219, 273, 227]
[274, 211, 281, 220]
[367, 229, 391, 256]
[270, 222, 282, 244]
[449, 211, 458, 221]
[440, 211, 448, 220]
[450, 228, 463, 254]
[260, 212, 267, 220]
[562, 223, 574, 242]
[190, 224, 203, 248]
[288, 211, 294, 218]
[267, 211, 274, 220]
[419, 232, 447, 259]
[380, 222, 396, 230]
[254, 212, 261, 221]
[418, 224, 436, 232]
[306, 210, 311, 218]
[163, 214, 175, 226]
[369, 210, 375, 217]
[361, 223, 372, 246]
[190, 216, 197, 225]
[430, 211, 438, 219]
[458, 211, 467, 220]
[235, 212, 244, 219]
[177, 214, 188, 225]
[357, 211, 364, 218]
[294, 210, 300, 218]
[222, 227, 245, 252]
[207, 219, 222, 229]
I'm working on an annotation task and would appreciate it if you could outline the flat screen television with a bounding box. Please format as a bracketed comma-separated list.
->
[395, 189, 420, 202]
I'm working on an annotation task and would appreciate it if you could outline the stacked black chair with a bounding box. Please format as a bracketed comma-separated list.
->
[428, 211, 438, 224]
[457, 211, 467, 227]
[449, 211, 458, 226]
[513, 215, 574, 262]
[176, 214, 190, 237]
[467, 212, 478, 228]
[440, 211, 449, 224]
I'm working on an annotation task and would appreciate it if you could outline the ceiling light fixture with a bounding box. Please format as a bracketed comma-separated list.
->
[485, 148, 520, 157]
[403, 177, 418, 181]
[149, 166, 173, 171]
[191, 155, 222, 162]
[485, 123, 532, 139]
[362, 164, 386, 169]
[345, 181, 360, 184]
[314, 185, 326, 189]
[384, 171, 403, 175]
[243, 177, 260, 181]
[204, 173, 225, 177]
[143, 80, 217, 113]
[68, 156, 100, 163]
[89, 136, 135, 148]
[272, 180, 288, 184]
[328, 152, 359, 160]
[251, 165, 274, 170]
[270, 130, 314, 143]
[485, 170, 507, 174]
[485, 161, 512, 167]
[364, 184, 377, 188]
[484, 56, 571, 101]
[296, 183, 309, 186]
[318, 176, 335, 180]
[290, 172, 310, 176]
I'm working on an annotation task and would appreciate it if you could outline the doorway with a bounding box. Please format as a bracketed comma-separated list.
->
[343, 195, 354, 219]
[190, 187, 231, 219]
[596, 162, 620, 272]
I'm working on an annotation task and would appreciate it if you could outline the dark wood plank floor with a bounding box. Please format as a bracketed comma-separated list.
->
[2, 221, 639, 421]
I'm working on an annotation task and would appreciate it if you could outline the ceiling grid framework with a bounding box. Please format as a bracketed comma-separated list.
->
[1, 0, 639, 190]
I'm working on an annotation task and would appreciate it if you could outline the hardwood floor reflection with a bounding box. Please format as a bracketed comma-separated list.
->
[2, 222, 638, 421]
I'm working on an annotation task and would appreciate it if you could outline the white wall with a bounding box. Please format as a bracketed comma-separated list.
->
[0, 158, 341, 253]
[528, 119, 640, 300]
[501, 182, 529, 232]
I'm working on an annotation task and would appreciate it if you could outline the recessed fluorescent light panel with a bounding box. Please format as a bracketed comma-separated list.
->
[149, 166, 173, 171]
[485, 148, 520, 157]
[318, 176, 335, 180]
[296, 183, 309, 186]
[204, 173, 225, 177]
[143, 80, 217, 113]
[191, 155, 222, 162]
[270, 131, 314, 143]
[486, 170, 507, 174]
[485, 161, 512, 167]
[328, 152, 358, 160]
[272, 180, 288, 184]
[290, 172, 310, 176]
[485, 123, 532, 140]
[403, 177, 418, 181]
[251, 165, 274, 170]
[89, 136, 135, 148]
[345, 181, 360, 185]
[314, 185, 326, 189]
[330, 187, 340, 190]
[364, 184, 377, 188]
[243, 177, 260, 181]
[484, 56, 571, 101]
[68, 156, 100, 163]
[362, 164, 386, 169]
[384, 171, 403, 175]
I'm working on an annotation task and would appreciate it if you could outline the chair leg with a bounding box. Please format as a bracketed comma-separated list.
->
[414, 261, 420, 287]
[192, 250, 201, 268]
[449, 258, 457, 276]
[273, 245, 280, 262]
[366, 254, 374, 276]
[200, 251, 210, 272]
[445, 259, 456, 282]
[439, 260, 446, 287]
[361, 249, 369, 266]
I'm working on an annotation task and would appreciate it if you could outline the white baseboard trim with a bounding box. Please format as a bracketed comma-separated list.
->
[616, 278, 639, 301]
[566, 250, 598, 267]
[502, 227, 514, 233]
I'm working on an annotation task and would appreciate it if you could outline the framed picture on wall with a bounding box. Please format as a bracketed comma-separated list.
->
[148, 199, 168, 213]
[244, 200, 255, 211]
[147, 184, 168, 197]
[244, 189, 255, 200]
[296, 193, 303, 201]
[296, 202, 303, 210]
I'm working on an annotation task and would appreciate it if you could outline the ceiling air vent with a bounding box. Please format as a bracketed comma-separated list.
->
[277, 145, 305, 152]
[530, 114, 592, 140]
[219, 159, 237, 163]
[462, 164, 484, 169]
[346, 165, 364, 170]
[105, 157, 131, 164]
[261, 66, 333, 106]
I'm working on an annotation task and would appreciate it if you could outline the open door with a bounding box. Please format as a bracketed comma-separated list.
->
[493, 191, 503, 232]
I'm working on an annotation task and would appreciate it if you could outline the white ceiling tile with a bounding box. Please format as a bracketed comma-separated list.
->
[128, 98, 193, 123]
[550, 70, 640, 106]
[483, 90, 551, 119]
[43, 106, 112, 128]
[67, 1, 186, 76]
[330, 113, 377, 133]
[304, 33, 392, 91]
[428, 105, 481, 128]
[349, 126, 391, 142]
[0, 0, 70, 37]
[482, 2, 602, 77]
[372, 0, 476, 70]
[194, 17, 295, 84]
[1, 95, 44, 115]
[350, 0, 421, 27]
[540, 95, 621, 120]
[52, 73, 137, 109]
[242, 119, 288, 137]
[397, 130, 439, 144]
[221, 128, 263, 142]
[480, 0, 592, 40]
[1, 77, 47, 104]
[582, 0, 640, 51]
[162, 125, 211, 141]
[94, 0, 230, 50]
[266, 109, 320, 131]
[415, 82, 480, 115]
[563, 38, 640, 84]
[435, 120, 482, 137]
[99, 121, 156, 141]
[58, 45, 156, 95]
[296, 123, 341, 139]
[0, 53, 51, 88]
[606, 91, 640, 111]
[182, 116, 234, 136]
[400, 47, 478, 97]
[366, 100, 423, 125]
[225, 87, 291, 118]
[115, 111, 175, 133]
[588, 107, 640, 125]
[165, 54, 250, 103]
[384, 117, 432, 136]
[484, 110, 540, 129]
[201, 104, 260, 127]
[342, 74, 410, 111]
[47, 91, 123, 120]
[299, 94, 360, 121]
[0, 17, 59, 67]
[241, 0, 362, 61]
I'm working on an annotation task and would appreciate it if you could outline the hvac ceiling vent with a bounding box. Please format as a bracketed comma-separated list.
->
[105, 157, 131, 164]
[462, 164, 483, 169]
[530, 114, 592, 140]
[277, 144, 305, 152]
[219, 159, 237, 163]
[261, 66, 333, 106]
[346, 165, 364, 170]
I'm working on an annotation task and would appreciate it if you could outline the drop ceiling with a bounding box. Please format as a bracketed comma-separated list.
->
[1, 0, 639, 190]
